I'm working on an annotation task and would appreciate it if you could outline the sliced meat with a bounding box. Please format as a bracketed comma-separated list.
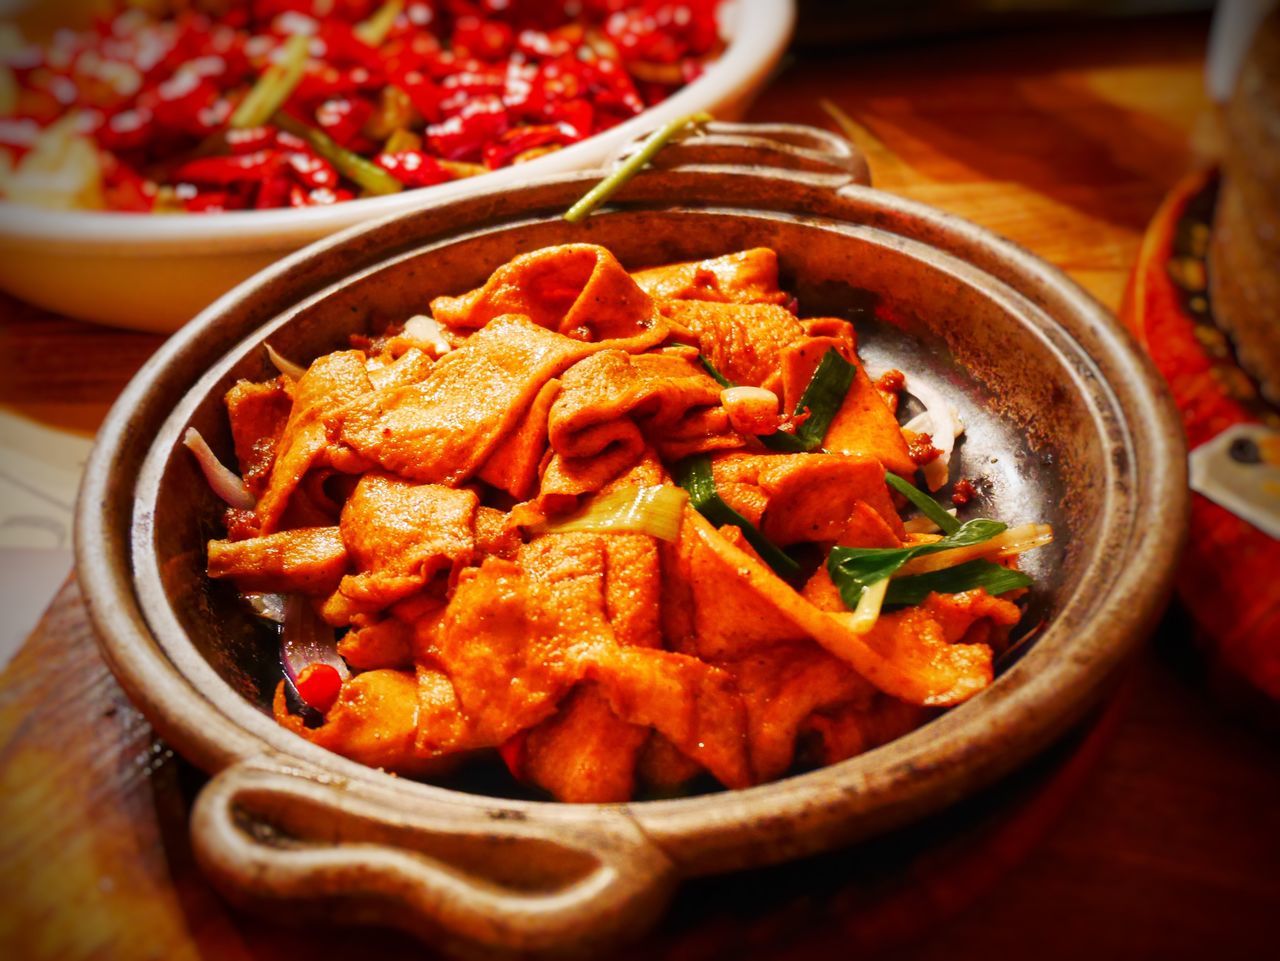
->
[207, 526, 347, 595]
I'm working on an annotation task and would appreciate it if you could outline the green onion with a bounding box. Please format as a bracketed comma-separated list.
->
[273, 113, 404, 196]
[698, 353, 732, 388]
[701, 348, 855, 453]
[884, 559, 1032, 607]
[532, 485, 688, 542]
[827, 518, 1007, 608]
[230, 34, 311, 130]
[760, 348, 855, 453]
[675, 455, 800, 577]
[885, 472, 960, 535]
[564, 111, 712, 223]
[354, 0, 404, 47]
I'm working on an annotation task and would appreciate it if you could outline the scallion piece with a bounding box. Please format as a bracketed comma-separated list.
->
[564, 111, 712, 223]
[230, 34, 311, 130]
[354, 0, 404, 47]
[699, 353, 732, 388]
[885, 472, 961, 535]
[760, 348, 855, 453]
[884, 559, 1033, 607]
[674, 455, 800, 577]
[827, 518, 1007, 608]
[273, 113, 404, 196]
[532, 485, 688, 542]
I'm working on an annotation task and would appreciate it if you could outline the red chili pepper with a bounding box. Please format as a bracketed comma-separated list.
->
[481, 121, 576, 169]
[255, 171, 295, 209]
[100, 153, 156, 212]
[314, 96, 374, 147]
[498, 730, 529, 780]
[295, 663, 342, 712]
[174, 150, 284, 186]
[183, 189, 233, 213]
[451, 16, 514, 62]
[391, 69, 443, 123]
[375, 149, 450, 188]
[286, 149, 338, 189]
[425, 95, 508, 161]
[225, 125, 276, 154]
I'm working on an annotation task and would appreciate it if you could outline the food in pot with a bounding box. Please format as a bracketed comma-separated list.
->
[194, 243, 1053, 801]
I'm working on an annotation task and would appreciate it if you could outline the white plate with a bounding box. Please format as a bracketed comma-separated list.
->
[0, 0, 793, 331]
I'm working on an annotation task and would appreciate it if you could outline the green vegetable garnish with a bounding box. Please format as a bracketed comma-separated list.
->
[274, 113, 404, 196]
[760, 348, 855, 453]
[230, 34, 311, 130]
[564, 111, 712, 223]
[700, 348, 855, 453]
[698, 353, 732, 388]
[883, 559, 1032, 606]
[354, 0, 404, 47]
[885, 471, 960, 534]
[675, 455, 800, 577]
[827, 518, 1007, 608]
[532, 485, 688, 542]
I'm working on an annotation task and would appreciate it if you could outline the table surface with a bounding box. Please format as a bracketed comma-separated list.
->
[3, 13, 1279, 960]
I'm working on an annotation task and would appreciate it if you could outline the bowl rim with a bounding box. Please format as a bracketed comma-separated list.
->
[76, 163, 1188, 877]
[0, 0, 793, 251]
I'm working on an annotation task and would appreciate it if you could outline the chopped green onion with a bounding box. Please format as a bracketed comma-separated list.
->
[885, 472, 961, 535]
[827, 518, 1007, 608]
[761, 348, 855, 453]
[674, 455, 800, 577]
[532, 485, 688, 542]
[273, 113, 404, 196]
[230, 35, 311, 130]
[564, 111, 712, 223]
[354, 0, 404, 47]
[884, 560, 1033, 607]
[698, 353, 732, 388]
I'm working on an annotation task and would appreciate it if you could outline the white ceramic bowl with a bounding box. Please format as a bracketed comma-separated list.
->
[0, 0, 793, 332]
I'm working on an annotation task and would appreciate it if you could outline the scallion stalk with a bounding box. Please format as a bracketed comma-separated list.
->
[885, 472, 961, 534]
[273, 113, 404, 195]
[532, 485, 688, 542]
[564, 111, 712, 223]
[675, 455, 799, 577]
[760, 348, 855, 452]
[883, 560, 1032, 606]
[354, 0, 404, 47]
[230, 35, 311, 130]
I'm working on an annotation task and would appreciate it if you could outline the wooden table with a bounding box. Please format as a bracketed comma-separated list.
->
[3, 13, 1278, 959]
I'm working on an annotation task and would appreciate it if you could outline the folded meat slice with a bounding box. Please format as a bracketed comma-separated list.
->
[823, 355, 916, 477]
[477, 376, 561, 499]
[339, 314, 667, 485]
[520, 684, 650, 803]
[337, 616, 414, 671]
[274, 669, 458, 777]
[710, 451, 902, 545]
[255, 351, 375, 535]
[721, 642, 876, 782]
[658, 299, 804, 388]
[430, 244, 654, 341]
[332, 472, 478, 617]
[631, 249, 789, 306]
[225, 376, 293, 498]
[207, 526, 347, 595]
[681, 510, 993, 706]
[802, 696, 933, 768]
[421, 533, 749, 792]
[548, 349, 734, 465]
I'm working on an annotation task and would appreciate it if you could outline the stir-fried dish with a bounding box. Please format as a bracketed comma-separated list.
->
[192, 243, 1054, 802]
[0, 1, 723, 212]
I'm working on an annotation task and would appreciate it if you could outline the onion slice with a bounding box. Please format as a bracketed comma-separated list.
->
[403, 314, 453, 357]
[182, 427, 254, 510]
[281, 594, 349, 688]
[265, 343, 307, 380]
[898, 374, 965, 491]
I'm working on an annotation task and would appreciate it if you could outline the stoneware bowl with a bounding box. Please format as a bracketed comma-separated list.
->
[0, 0, 793, 333]
[76, 123, 1188, 958]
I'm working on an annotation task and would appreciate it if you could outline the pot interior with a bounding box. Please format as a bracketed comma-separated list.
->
[139, 207, 1108, 800]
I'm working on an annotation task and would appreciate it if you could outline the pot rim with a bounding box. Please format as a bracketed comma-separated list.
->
[76, 160, 1188, 876]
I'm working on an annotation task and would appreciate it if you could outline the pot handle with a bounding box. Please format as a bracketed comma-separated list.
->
[610, 120, 871, 188]
[190, 757, 677, 957]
